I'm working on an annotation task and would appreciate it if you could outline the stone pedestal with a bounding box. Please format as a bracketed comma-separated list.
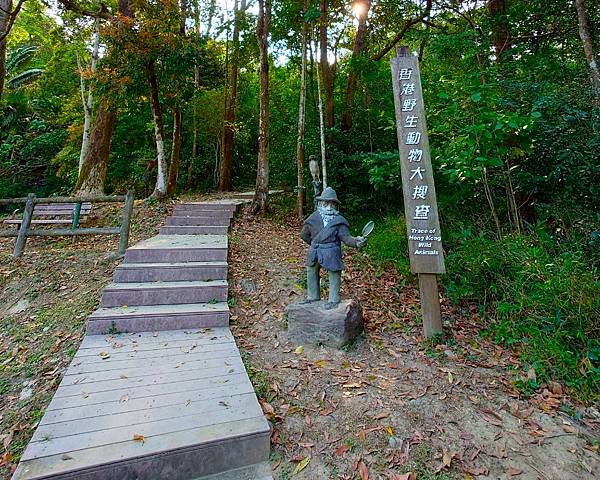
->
[286, 299, 363, 348]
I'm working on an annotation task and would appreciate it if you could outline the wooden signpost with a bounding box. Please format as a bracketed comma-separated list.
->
[391, 46, 445, 338]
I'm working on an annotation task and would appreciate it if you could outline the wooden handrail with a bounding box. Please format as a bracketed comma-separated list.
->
[1, 192, 135, 258]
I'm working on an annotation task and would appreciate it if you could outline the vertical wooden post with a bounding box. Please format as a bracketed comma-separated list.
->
[72, 202, 82, 229]
[391, 48, 445, 338]
[118, 191, 134, 255]
[418, 273, 443, 337]
[13, 193, 35, 258]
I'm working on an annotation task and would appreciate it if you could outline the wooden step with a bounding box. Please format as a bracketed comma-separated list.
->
[100, 280, 228, 307]
[86, 302, 229, 334]
[159, 226, 229, 235]
[166, 216, 231, 226]
[12, 329, 271, 480]
[124, 235, 227, 263]
[113, 261, 227, 282]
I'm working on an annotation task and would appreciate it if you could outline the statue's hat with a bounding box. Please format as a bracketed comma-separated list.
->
[315, 186, 341, 204]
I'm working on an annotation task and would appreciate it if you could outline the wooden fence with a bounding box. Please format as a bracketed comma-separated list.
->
[0, 192, 134, 258]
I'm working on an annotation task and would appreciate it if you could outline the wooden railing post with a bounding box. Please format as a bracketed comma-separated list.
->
[118, 191, 134, 255]
[72, 202, 82, 229]
[13, 193, 36, 257]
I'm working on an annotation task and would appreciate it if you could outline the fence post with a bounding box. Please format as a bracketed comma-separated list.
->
[118, 191, 134, 255]
[13, 193, 36, 257]
[72, 202, 82, 229]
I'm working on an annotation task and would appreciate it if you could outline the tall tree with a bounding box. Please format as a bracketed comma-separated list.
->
[146, 59, 168, 199]
[59, 0, 125, 196]
[488, 0, 511, 59]
[574, 0, 600, 100]
[340, 0, 371, 132]
[76, 17, 100, 175]
[252, 0, 271, 214]
[0, 0, 27, 100]
[295, 0, 309, 219]
[219, 0, 247, 191]
[167, 0, 187, 196]
[319, 0, 334, 131]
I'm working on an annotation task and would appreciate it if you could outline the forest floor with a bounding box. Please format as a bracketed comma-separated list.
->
[0, 193, 598, 480]
[228, 197, 600, 480]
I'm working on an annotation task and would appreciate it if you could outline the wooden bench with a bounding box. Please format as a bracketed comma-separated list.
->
[3, 202, 92, 227]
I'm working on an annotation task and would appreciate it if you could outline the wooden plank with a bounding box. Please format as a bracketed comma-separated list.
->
[22, 406, 266, 460]
[14, 416, 269, 480]
[66, 352, 243, 377]
[42, 377, 254, 425]
[32, 392, 261, 442]
[62, 354, 243, 386]
[27, 227, 119, 237]
[50, 368, 248, 408]
[78, 328, 233, 349]
[71, 342, 240, 367]
[390, 47, 445, 274]
[59, 359, 245, 391]
[74, 331, 232, 358]
[4, 219, 89, 224]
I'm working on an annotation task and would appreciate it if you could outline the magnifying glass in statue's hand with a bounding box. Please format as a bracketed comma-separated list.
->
[361, 220, 375, 238]
[356, 221, 374, 248]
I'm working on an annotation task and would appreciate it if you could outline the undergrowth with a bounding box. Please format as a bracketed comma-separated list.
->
[363, 215, 600, 404]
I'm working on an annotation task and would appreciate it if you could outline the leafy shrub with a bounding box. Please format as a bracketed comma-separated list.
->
[445, 233, 600, 401]
[363, 216, 411, 278]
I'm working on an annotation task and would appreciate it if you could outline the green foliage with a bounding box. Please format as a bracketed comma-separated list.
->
[445, 233, 600, 401]
[363, 216, 411, 278]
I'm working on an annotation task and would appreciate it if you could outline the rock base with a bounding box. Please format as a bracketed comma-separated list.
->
[286, 299, 363, 349]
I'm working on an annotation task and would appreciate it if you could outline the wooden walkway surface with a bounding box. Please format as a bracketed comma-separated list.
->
[12, 201, 272, 480]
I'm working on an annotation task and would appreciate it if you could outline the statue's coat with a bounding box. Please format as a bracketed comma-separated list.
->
[301, 211, 358, 272]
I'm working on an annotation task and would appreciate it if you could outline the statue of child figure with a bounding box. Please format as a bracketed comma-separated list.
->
[300, 187, 366, 309]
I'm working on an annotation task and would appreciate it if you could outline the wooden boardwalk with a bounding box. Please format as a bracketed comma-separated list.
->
[12, 202, 272, 480]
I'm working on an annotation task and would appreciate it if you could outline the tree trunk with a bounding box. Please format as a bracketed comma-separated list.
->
[487, 0, 511, 59]
[319, 0, 334, 131]
[295, 0, 308, 219]
[77, 18, 100, 174]
[219, 0, 246, 191]
[315, 36, 327, 189]
[0, 0, 12, 100]
[251, 0, 271, 214]
[72, 0, 132, 195]
[74, 101, 116, 195]
[192, 0, 201, 160]
[575, 0, 600, 99]
[167, 108, 183, 195]
[146, 61, 168, 199]
[340, 0, 371, 132]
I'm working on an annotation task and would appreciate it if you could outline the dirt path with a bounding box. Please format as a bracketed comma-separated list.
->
[228, 207, 600, 480]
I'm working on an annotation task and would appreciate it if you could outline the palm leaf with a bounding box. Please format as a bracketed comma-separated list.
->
[7, 69, 44, 88]
[5, 46, 38, 74]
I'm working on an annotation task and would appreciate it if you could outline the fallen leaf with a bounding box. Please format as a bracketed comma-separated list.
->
[294, 345, 304, 355]
[442, 449, 452, 467]
[133, 434, 145, 444]
[292, 456, 310, 475]
[373, 410, 390, 420]
[61, 454, 73, 461]
[358, 460, 369, 480]
[506, 467, 523, 476]
[335, 444, 350, 457]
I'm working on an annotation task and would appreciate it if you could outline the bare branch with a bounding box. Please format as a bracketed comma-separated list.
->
[0, 0, 28, 43]
[371, 0, 433, 61]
